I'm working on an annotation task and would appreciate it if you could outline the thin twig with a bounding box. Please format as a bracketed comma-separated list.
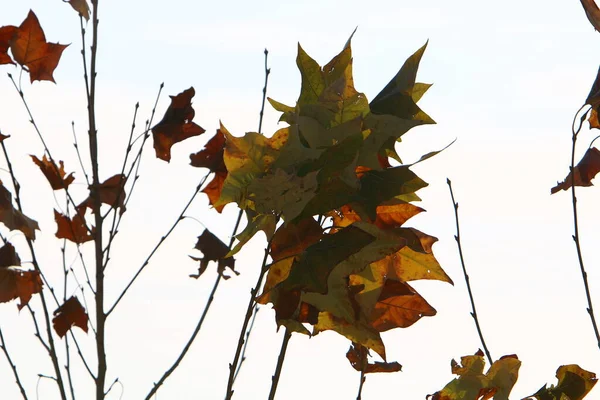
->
[0, 326, 29, 399]
[356, 366, 366, 400]
[258, 48, 271, 135]
[72, 121, 90, 185]
[447, 178, 493, 365]
[107, 173, 210, 316]
[232, 306, 259, 382]
[267, 328, 291, 400]
[569, 105, 600, 349]
[61, 237, 77, 400]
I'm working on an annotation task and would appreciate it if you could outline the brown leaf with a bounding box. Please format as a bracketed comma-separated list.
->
[270, 218, 323, 261]
[31, 155, 75, 190]
[190, 229, 237, 279]
[54, 210, 93, 244]
[332, 200, 424, 230]
[580, 0, 600, 32]
[0, 131, 10, 142]
[10, 11, 68, 83]
[152, 87, 205, 162]
[0, 266, 42, 309]
[0, 25, 17, 65]
[551, 147, 600, 194]
[0, 243, 21, 268]
[346, 342, 402, 374]
[190, 129, 228, 212]
[0, 181, 40, 240]
[67, 0, 90, 20]
[78, 174, 127, 214]
[52, 296, 89, 337]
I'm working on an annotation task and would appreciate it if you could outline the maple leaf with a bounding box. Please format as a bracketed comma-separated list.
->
[9, 11, 68, 83]
[0, 243, 42, 309]
[551, 147, 600, 194]
[54, 210, 93, 244]
[0, 26, 17, 65]
[190, 229, 237, 279]
[346, 342, 401, 374]
[228, 209, 277, 257]
[31, 154, 75, 190]
[67, 0, 90, 20]
[152, 87, 205, 162]
[526, 364, 597, 400]
[52, 296, 89, 338]
[0, 181, 39, 240]
[190, 129, 228, 212]
[78, 174, 127, 214]
[428, 351, 521, 400]
[580, 0, 600, 32]
[331, 200, 424, 230]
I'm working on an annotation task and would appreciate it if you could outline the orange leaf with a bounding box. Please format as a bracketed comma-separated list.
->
[346, 342, 402, 374]
[191, 129, 228, 212]
[0, 180, 39, 240]
[0, 246, 42, 309]
[67, 0, 90, 20]
[551, 147, 600, 194]
[31, 155, 75, 190]
[0, 25, 17, 65]
[152, 87, 205, 162]
[52, 296, 89, 337]
[332, 201, 424, 229]
[190, 229, 237, 279]
[9, 11, 68, 83]
[78, 174, 127, 214]
[54, 210, 93, 244]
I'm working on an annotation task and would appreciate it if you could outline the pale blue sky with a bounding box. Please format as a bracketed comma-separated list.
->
[0, 0, 600, 399]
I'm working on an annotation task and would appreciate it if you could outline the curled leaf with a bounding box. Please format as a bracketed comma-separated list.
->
[31, 155, 75, 190]
[346, 342, 402, 374]
[67, 0, 90, 20]
[551, 147, 600, 194]
[526, 364, 597, 400]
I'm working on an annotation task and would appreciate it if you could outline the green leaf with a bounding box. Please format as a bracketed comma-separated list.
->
[267, 97, 296, 124]
[227, 209, 277, 257]
[278, 225, 375, 294]
[297, 44, 326, 106]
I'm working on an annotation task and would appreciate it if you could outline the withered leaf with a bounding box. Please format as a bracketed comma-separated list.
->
[10, 11, 68, 83]
[346, 342, 402, 374]
[31, 155, 75, 190]
[54, 210, 93, 244]
[551, 147, 600, 194]
[580, 0, 600, 32]
[0, 266, 42, 309]
[52, 296, 89, 337]
[0, 243, 21, 268]
[0, 26, 17, 65]
[78, 174, 126, 214]
[67, 0, 90, 20]
[152, 87, 205, 162]
[0, 181, 40, 240]
[526, 364, 597, 400]
[190, 129, 228, 212]
[190, 229, 237, 279]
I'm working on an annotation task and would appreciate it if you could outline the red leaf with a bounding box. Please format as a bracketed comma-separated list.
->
[52, 296, 89, 337]
[0, 25, 17, 65]
[31, 155, 75, 190]
[78, 174, 127, 214]
[152, 87, 205, 162]
[9, 11, 68, 83]
[54, 210, 94, 244]
[551, 147, 600, 194]
[191, 129, 228, 212]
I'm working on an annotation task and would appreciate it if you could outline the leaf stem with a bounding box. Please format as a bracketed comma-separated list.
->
[569, 105, 600, 349]
[267, 328, 291, 400]
[447, 178, 493, 365]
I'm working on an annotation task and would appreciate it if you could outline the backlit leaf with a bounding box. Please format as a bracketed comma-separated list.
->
[67, 0, 90, 20]
[78, 174, 126, 214]
[551, 147, 600, 194]
[190, 129, 228, 212]
[54, 210, 93, 244]
[31, 154, 75, 190]
[346, 342, 401, 374]
[52, 296, 89, 338]
[152, 87, 205, 162]
[0, 264, 42, 310]
[0, 181, 39, 240]
[0, 26, 17, 65]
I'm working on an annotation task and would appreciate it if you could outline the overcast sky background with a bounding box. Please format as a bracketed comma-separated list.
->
[1, 0, 600, 399]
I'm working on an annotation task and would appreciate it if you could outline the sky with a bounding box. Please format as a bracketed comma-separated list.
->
[1, 0, 600, 399]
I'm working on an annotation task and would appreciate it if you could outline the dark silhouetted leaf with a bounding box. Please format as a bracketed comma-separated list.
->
[0, 243, 20, 268]
[78, 174, 126, 214]
[52, 296, 89, 337]
[346, 342, 401, 374]
[31, 155, 75, 190]
[152, 87, 205, 162]
[191, 229, 237, 279]
[580, 0, 600, 32]
[0, 181, 39, 240]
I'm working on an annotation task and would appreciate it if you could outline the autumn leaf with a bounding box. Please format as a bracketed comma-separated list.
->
[228, 209, 277, 257]
[190, 229, 237, 279]
[54, 210, 93, 244]
[31, 154, 75, 190]
[152, 87, 205, 162]
[9, 11, 68, 83]
[0, 242, 42, 309]
[0, 26, 17, 65]
[190, 129, 228, 212]
[67, 0, 90, 20]
[580, 0, 600, 32]
[526, 364, 597, 400]
[346, 342, 401, 374]
[331, 200, 424, 230]
[551, 147, 600, 194]
[0, 181, 39, 240]
[78, 174, 126, 214]
[428, 351, 521, 400]
[52, 296, 89, 337]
